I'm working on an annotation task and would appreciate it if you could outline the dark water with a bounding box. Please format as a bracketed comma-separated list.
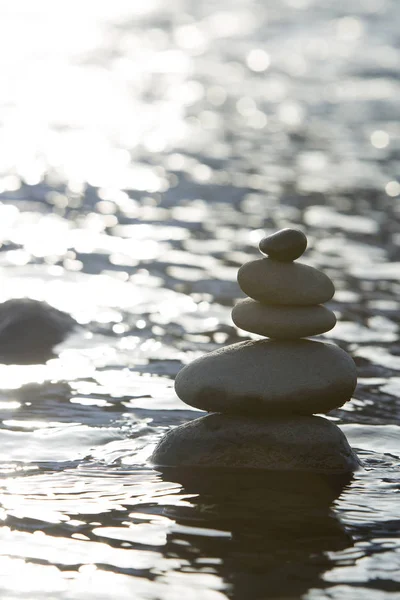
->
[0, 0, 399, 597]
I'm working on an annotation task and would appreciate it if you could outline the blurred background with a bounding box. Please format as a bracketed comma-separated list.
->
[0, 0, 399, 598]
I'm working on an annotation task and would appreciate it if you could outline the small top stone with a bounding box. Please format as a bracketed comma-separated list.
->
[259, 228, 307, 262]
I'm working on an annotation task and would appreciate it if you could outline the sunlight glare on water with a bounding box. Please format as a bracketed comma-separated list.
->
[0, 0, 399, 598]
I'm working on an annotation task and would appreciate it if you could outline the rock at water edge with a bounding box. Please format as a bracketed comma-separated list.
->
[151, 413, 361, 473]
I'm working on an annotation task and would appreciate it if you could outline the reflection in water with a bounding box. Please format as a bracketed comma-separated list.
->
[159, 468, 353, 599]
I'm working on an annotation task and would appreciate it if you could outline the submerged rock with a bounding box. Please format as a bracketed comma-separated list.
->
[0, 298, 77, 364]
[151, 413, 361, 474]
[175, 339, 357, 415]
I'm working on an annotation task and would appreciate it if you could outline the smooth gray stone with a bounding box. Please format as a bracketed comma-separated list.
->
[259, 228, 307, 261]
[174, 339, 357, 415]
[0, 298, 77, 364]
[151, 413, 361, 473]
[237, 258, 335, 305]
[231, 299, 336, 338]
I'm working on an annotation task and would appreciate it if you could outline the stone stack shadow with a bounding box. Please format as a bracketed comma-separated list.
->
[151, 229, 360, 474]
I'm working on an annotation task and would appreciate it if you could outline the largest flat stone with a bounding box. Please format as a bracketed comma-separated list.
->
[174, 339, 357, 415]
[151, 413, 360, 473]
[237, 258, 335, 305]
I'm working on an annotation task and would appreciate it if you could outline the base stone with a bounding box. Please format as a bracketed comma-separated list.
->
[151, 413, 361, 474]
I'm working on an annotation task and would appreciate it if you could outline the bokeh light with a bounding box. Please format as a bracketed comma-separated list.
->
[0, 0, 399, 598]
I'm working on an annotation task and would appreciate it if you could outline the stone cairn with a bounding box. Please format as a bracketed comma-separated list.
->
[151, 229, 360, 474]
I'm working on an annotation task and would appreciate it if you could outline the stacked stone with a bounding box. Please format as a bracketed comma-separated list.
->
[233, 229, 337, 341]
[151, 229, 360, 474]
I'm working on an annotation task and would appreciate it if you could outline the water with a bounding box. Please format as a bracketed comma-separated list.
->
[0, 0, 399, 597]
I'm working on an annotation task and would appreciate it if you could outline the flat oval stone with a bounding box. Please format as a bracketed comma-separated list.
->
[231, 299, 336, 338]
[151, 413, 361, 473]
[259, 228, 307, 261]
[174, 339, 357, 415]
[237, 258, 335, 305]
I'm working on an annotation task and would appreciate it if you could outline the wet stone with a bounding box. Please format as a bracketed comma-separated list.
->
[259, 228, 307, 262]
[174, 339, 357, 415]
[232, 299, 336, 339]
[151, 413, 361, 473]
[237, 258, 335, 305]
[0, 299, 77, 364]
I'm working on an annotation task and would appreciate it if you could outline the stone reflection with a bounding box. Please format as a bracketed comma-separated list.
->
[159, 467, 353, 599]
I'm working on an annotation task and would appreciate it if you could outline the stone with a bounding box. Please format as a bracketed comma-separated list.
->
[0, 299, 77, 364]
[151, 413, 361, 473]
[174, 339, 357, 415]
[237, 258, 335, 305]
[259, 228, 307, 262]
[231, 299, 336, 339]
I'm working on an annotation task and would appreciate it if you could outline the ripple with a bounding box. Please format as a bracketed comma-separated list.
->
[0, 0, 399, 598]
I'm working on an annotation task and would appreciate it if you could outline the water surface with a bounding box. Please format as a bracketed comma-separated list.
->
[0, 0, 399, 598]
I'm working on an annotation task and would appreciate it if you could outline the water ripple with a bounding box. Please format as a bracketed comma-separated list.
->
[0, 0, 399, 598]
